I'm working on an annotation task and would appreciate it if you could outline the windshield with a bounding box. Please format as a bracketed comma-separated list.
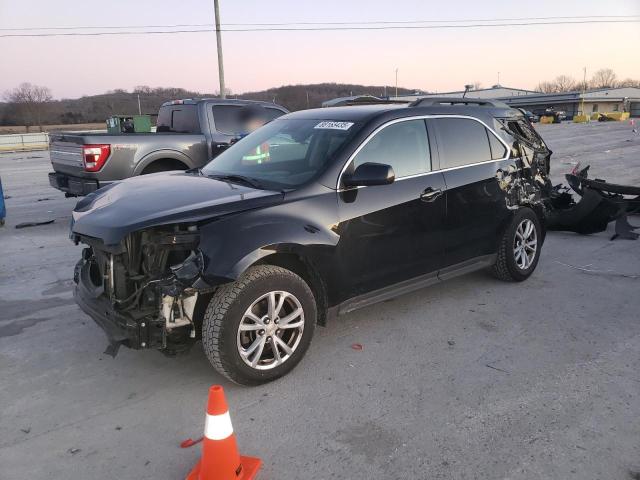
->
[202, 118, 358, 189]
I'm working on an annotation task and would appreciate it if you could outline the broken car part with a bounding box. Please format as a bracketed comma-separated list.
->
[544, 164, 640, 239]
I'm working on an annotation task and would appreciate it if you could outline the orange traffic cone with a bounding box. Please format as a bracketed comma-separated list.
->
[186, 385, 262, 480]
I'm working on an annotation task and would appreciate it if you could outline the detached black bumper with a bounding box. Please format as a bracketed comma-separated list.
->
[49, 172, 99, 196]
[73, 259, 155, 350]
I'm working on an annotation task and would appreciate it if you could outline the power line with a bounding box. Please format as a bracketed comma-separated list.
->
[1, 14, 638, 31]
[1, 19, 639, 37]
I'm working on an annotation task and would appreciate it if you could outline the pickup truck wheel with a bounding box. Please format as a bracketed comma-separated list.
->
[202, 265, 316, 385]
[492, 208, 542, 282]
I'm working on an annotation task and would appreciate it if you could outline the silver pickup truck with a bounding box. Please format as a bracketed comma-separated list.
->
[48, 98, 288, 196]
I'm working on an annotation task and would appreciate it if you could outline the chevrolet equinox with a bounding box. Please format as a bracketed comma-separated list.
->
[71, 97, 552, 385]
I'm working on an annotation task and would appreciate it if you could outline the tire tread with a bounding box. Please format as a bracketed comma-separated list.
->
[202, 265, 310, 385]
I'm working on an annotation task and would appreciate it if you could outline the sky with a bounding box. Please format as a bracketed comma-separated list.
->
[1, 0, 639, 99]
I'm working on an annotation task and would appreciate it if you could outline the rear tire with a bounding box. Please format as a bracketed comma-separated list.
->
[202, 265, 317, 385]
[492, 208, 542, 282]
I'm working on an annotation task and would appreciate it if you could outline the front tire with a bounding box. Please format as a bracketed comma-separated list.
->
[202, 265, 317, 385]
[492, 208, 542, 282]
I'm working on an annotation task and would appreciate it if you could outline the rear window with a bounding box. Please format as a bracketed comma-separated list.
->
[157, 105, 200, 133]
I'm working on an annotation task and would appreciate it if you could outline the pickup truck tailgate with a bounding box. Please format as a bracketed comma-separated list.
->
[49, 134, 103, 195]
[50, 136, 85, 175]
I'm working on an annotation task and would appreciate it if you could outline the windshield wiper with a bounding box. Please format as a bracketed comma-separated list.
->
[207, 174, 265, 190]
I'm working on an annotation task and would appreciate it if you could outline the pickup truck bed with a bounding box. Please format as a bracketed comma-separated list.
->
[49, 131, 205, 195]
[49, 99, 288, 196]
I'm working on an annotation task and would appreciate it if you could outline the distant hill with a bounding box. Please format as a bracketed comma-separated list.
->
[0, 83, 420, 127]
[240, 83, 419, 111]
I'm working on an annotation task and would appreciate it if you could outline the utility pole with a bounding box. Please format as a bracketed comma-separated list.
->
[214, 0, 226, 98]
[580, 67, 587, 115]
[395, 68, 399, 98]
[497, 71, 500, 86]
[137, 93, 142, 114]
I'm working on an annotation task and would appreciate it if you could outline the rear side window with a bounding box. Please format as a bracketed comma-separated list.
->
[487, 129, 508, 160]
[353, 119, 430, 178]
[433, 118, 492, 168]
[156, 105, 200, 133]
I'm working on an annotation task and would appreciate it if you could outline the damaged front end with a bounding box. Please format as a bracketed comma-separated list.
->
[544, 164, 640, 240]
[72, 224, 212, 356]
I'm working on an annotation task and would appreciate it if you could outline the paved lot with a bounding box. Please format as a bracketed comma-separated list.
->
[1, 121, 639, 480]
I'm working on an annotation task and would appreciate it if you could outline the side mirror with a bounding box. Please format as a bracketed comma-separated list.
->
[343, 162, 395, 188]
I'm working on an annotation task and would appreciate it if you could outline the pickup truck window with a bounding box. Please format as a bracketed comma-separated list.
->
[157, 105, 200, 133]
[212, 105, 287, 135]
[202, 119, 357, 189]
[212, 105, 243, 135]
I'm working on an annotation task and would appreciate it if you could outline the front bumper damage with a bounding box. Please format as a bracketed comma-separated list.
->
[544, 165, 640, 240]
[72, 226, 214, 356]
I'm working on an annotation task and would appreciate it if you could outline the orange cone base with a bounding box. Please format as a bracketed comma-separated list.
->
[186, 455, 262, 480]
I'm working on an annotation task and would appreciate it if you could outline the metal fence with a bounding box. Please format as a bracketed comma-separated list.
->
[0, 133, 49, 152]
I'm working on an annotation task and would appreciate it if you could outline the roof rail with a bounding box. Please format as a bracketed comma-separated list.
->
[325, 98, 411, 107]
[409, 97, 510, 108]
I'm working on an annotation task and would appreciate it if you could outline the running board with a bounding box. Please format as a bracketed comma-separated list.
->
[331, 254, 497, 318]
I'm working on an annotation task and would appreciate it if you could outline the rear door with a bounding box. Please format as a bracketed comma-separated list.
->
[429, 116, 511, 267]
[336, 118, 447, 298]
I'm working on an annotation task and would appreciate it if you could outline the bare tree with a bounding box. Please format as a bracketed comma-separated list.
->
[590, 68, 618, 89]
[4, 82, 53, 132]
[553, 75, 577, 92]
[472, 81, 483, 90]
[535, 81, 557, 93]
[133, 85, 153, 94]
[618, 78, 640, 88]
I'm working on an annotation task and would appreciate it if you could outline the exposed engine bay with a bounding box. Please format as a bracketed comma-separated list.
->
[73, 224, 211, 356]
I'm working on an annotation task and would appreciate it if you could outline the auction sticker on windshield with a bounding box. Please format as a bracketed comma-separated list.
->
[314, 121, 354, 130]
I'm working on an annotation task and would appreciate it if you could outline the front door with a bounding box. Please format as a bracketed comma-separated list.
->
[335, 118, 447, 300]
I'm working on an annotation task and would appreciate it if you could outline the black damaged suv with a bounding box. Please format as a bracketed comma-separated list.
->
[71, 98, 552, 385]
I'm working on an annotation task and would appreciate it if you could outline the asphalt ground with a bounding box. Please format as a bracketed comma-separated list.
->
[0, 120, 639, 479]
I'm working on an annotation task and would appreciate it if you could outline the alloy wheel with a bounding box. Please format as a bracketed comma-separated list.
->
[513, 218, 537, 270]
[237, 291, 305, 370]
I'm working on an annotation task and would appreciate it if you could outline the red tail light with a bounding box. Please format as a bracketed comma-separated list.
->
[82, 144, 111, 172]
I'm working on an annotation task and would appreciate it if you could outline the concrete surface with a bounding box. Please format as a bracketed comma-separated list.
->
[0, 121, 639, 480]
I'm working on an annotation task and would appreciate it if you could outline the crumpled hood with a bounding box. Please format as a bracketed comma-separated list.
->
[71, 171, 283, 245]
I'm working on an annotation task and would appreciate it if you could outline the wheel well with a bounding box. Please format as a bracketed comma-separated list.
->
[255, 253, 329, 326]
[141, 158, 189, 175]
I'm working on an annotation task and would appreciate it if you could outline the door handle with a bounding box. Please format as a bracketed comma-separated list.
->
[420, 188, 443, 202]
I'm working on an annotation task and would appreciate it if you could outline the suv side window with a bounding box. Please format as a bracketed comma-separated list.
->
[352, 119, 430, 178]
[487, 129, 508, 160]
[434, 118, 492, 168]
